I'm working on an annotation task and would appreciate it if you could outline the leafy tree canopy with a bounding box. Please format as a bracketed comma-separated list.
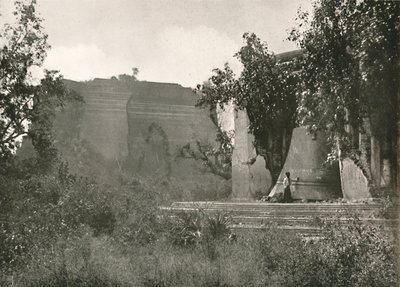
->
[195, 33, 300, 181]
[196, 1, 399, 183]
[196, 33, 299, 138]
[111, 67, 139, 82]
[0, 0, 79, 164]
[290, 0, 399, 152]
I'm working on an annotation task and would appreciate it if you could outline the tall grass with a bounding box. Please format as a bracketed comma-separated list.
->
[3, 208, 397, 287]
[1, 157, 397, 286]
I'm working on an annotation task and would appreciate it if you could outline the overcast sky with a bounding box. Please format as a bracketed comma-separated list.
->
[1, 0, 312, 87]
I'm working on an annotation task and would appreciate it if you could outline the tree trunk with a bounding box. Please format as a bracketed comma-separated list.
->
[371, 135, 381, 188]
[282, 128, 287, 168]
[397, 80, 400, 196]
[266, 131, 277, 184]
[397, 51, 400, 195]
[396, 47, 400, 273]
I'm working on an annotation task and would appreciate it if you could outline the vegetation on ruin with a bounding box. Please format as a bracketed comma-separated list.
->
[195, 33, 299, 182]
[0, 0, 399, 286]
[0, 0, 80, 163]
[110, 67, 139, 82]
[195, 0, 400, 188]
[1, 189, 398, 287]
[290, 0, 399, 185]
[179, 127, 234, 180]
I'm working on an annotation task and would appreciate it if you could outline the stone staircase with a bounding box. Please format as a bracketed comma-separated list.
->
[161, 201, 397, 237]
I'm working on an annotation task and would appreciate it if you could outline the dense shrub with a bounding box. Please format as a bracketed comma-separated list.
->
[2, 201, 398, 287]
[1, 158, 398, 287]
[110, 176, 165, 246]
[0, 163, 116, 273]
[13, 230, 127, 287]
[255, 217, 398, 287]
[27, 269, 124, 287]
[164, 210, 233, 248]
[309, 217, 398, 287]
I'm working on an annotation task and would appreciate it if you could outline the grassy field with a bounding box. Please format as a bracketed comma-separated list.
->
[1, 153, 398, 287]
[1, 187, 398, 287]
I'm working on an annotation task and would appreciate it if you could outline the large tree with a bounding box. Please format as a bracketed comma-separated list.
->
[196, 33, 299, 182]
[290, 0, 399, 188]
[0, 0, 77, 165]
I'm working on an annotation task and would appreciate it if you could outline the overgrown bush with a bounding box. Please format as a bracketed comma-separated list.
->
[3, 198, 398, 287]
[0, 162, 116, 273]
[255, 217, 398, 287]
[164, 210, 232, 248]
[14, 230, 126, 287]
[310, 217, 398, 287]
[1, 154, 397, 287]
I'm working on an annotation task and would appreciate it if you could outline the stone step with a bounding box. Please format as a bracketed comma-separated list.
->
[161, 201, 395, 236]
[230, 215, 392, 226]
[164, 209, 395, 227]
[163, 206, 382, 217]
[231, 224, 322, 236]
[170, 201, 382, 210]
[166, 202, 386, 217]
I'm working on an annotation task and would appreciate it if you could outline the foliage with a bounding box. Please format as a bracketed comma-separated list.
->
[0, 0, 79, 162]
[256, 226, 307, 283]
[1, 1, 398, 286]
[27, 71, 81, 169]
[165, 211, 204, 246]
[112, 176, 164, 246]
[164, 210, 232, 248]
[255, 217, 398, 287]
[14, 232, 126, 287]
[111, 67, 139, 82]
[195, 33, 300, 181]
[0, 162, 116, 273]
[234, 33, 299, 140]
[290, 0, 399, 165]
[2, 186, 398, 287]
[180, 128, 233, 180]
[195, 1, 399, 184]
[196, 63, 238, 109]
[310, 217, 398, 287]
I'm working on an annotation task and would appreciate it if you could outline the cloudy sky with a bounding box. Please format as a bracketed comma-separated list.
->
[1, 0, 312, 87]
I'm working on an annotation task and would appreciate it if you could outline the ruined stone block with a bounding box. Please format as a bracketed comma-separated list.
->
[269, 127, 342, 200]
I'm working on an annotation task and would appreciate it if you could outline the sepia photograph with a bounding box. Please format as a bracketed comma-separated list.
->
[0, 0, 399, 286]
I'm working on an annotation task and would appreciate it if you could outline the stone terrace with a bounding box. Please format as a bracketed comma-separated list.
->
[162, 201, 397, 237]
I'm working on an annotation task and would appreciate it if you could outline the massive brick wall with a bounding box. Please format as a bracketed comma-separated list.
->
[125, 81, 217, 176]
[64, 79, 131, 160]
[64, 79, 223, 193]
[65, 79, 216, 159]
